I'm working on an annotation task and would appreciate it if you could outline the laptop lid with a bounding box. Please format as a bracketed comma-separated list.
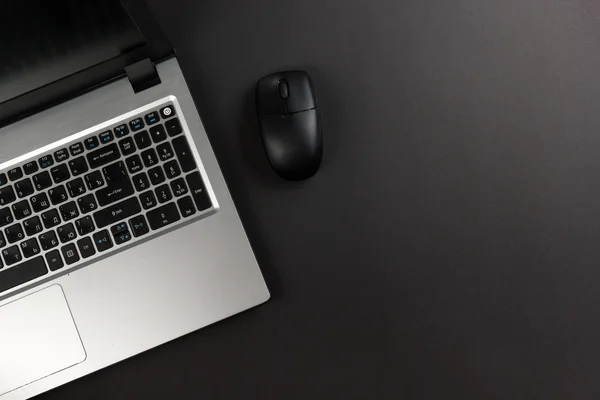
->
[0, 0, 173, 129]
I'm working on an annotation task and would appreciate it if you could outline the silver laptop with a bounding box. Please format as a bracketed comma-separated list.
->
[0, 2, 269, 398]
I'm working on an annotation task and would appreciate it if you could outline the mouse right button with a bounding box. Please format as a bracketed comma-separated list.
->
[284, 71, 317, 113]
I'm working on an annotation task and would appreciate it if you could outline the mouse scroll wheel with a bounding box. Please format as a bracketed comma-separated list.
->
[278, 81, 290, 99]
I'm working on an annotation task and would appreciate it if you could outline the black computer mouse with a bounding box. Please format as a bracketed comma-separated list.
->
[256, 71, 322, 181]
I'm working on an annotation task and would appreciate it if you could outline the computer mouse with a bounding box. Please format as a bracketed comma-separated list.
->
[256, 71, 322, 180]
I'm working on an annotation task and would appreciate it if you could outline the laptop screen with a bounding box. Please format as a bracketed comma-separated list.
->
[0, 1, 146, 105]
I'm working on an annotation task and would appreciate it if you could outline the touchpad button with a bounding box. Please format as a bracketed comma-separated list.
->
[0, 285, 86, 396]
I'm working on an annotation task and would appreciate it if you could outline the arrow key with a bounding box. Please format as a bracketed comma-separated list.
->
[93, 230, 113, 252]
[129, 215, 149, 237]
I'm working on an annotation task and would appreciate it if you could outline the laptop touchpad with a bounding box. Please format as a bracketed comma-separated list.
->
[0, 285, 86, 396]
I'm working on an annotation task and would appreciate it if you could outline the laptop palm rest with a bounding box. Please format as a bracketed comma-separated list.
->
[0, 285, 86, 396]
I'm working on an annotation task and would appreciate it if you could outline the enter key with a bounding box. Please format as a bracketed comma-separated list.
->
[96, 161, 134, 206]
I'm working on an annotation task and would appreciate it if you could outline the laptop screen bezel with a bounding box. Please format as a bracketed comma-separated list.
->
[0, 0, 174, 129]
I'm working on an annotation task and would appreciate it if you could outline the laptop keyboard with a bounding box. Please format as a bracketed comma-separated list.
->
[0, 100, 214, 296]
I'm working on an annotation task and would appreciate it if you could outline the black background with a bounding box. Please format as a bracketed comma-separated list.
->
[41, 1, 600, 399]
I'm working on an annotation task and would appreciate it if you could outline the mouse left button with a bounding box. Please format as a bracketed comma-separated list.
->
[256, 74, 287, 117]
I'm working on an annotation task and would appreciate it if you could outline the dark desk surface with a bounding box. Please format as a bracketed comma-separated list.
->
[41, 1, 600, 398]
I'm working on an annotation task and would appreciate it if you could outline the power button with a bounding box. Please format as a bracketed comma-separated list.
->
[160, 105, 176, 119]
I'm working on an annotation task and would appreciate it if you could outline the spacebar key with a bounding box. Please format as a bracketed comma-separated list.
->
[0, 256, 48, 294]
[93, 197, 141, 228]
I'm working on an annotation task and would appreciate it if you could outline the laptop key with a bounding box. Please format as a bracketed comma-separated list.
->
[0, 207, 13, 227]
[148, 166, 165, 185]
[186, 172, 212, 211]
[157, 142, 174, 161]
[129, 118, 145, 132]
[0, 232, 5, 248]
[99, 130, 113, 144]
[77, 194, 97, 214]
[139, 190, 157, 210]
[39, 155, 54, 169]
[170, 178, 188, 197]
[111, 222, 128, 236]
[4, 224, 24, 243]
[70, 142, 84, 156]
[119, 136, 136, 155]
[132, 172, 150, 192]
[141, 148, 159, 168]
[84, 137, 99, 150]
[93, 230, 113, 252]
[8, 167, 23, 181]
[33, 171, 52, 191]
[163, 160, 181, 179]
[23, 161, 38, 175]
[97, 163, 134, 207]
[0, 255, 46, 292]
[0, 186, 16, 206]
[147, 202, 180, 230]
[41, 209, 61, 229]
[177, 196, 196, 218]
[59, 201, 79, 221]
[69, 156, 89, 176]
[145, 111, 160, 125]
[48, 185, 69, 205]
[39, 231, 59, 251]
[45, 250, 64, 271]
[165, 118, 182, 137]
[23, 216, 43, 236]
[12, 200, 32, 220]
[84, 171, 104, 191]
[75, 216, 95, 235]
[14, 178, 34, 198]
[57, 223, 77, 243]
[50, 164, 71, 184]
[114, 231, 131, 245]
[1, 245, 22, 266]
[155, 184, 172, 204]
[54, 148, 69, 162]
[160, 105, 176, 119]
[67, 178, 86, 198]
[114, 124, 129, 137]
[87, 143, 120, 169]
[172, 136, 196, 172]
[104, 161, 127, 182]
[125, 155, 143, 174]
[77, 237, 96, 258]
[61, 244, 80, 265]
[20, 238, 41, 258]
[134, 130, 151, 149]
[129, 215, 149, 237]
[149, 124, 167, 143]
[93, 197, 141, 228]
[30, 192, 50, 213]
[0, 173, 7, 186]
[96, 181, 134, 207]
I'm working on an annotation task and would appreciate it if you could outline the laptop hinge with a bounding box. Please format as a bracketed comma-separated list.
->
[125, 58, 161, 93]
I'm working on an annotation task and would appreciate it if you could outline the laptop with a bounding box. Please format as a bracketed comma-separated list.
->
[0, 1, 270, 398]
